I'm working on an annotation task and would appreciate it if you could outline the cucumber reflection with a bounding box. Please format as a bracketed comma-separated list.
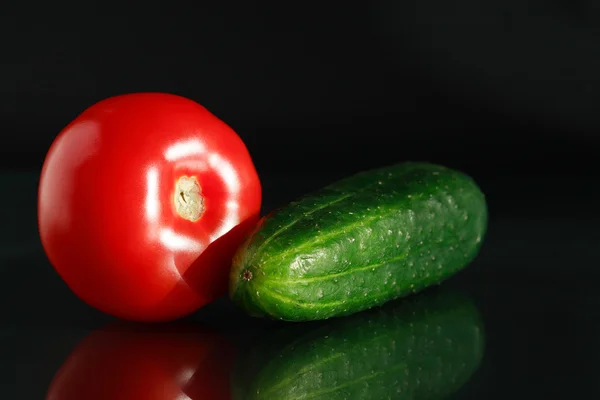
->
[46, 322, 235, 400]
[233, 289, 484, 400]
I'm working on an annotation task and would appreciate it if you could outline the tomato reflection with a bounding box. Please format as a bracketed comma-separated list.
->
[46, 322, 235, 400]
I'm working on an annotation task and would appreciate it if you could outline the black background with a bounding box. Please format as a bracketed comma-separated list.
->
[2, 2, 599, 399]
[4, 2, 600, 176]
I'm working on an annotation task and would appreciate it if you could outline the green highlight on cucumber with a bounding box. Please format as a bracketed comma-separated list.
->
[231, 289, 485, 400]
[229, 162, 487, 321]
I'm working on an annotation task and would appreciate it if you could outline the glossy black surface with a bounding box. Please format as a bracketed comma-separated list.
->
[1, 170, 598, 399]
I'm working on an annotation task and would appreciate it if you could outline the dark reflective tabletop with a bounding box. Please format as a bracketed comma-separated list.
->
[1, 171, 597, 399]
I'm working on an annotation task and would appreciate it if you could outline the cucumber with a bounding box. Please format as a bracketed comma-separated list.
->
[229, 162, 487, 321]
[232, 289, 485, 400]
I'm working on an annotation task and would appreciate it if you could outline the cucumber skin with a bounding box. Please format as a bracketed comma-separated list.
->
[232, 289, 485, 400]
[229, 162, 487, 321]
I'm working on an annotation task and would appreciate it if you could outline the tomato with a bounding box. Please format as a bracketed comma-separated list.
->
[46, 322, 235, 400]
[38, 93, 262, 321]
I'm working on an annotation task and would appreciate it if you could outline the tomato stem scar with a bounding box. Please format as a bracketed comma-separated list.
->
[174, 176, 204, 222]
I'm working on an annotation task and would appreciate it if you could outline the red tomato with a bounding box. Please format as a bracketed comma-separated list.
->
[46, 322, 236, 400]
[38, 93, 262, 321]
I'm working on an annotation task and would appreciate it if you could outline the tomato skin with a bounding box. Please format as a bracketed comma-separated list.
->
[46, 322, 235, 400]
[38, 93, 262, 321]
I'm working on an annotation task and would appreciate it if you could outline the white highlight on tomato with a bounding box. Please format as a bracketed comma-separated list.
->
[207, 153, 241, 241]
[226, 200, 239, 210]
[145, 166, 160, 223]
[164, 139, 206, 161]
[162, 253, 184, 282]
[208, 153, 240, 195]
[215, 200, 241, 239]
[159, 228, 204, 252]
[175, 367, 196, 397]
[173, 159, 209, 171]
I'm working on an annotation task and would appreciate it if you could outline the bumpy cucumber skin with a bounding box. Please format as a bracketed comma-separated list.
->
[232, 290, 485, 400]
[229, 162, 487, 321]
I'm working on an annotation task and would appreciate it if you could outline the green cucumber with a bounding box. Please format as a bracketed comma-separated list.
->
[229, 162, 487, 321]
[232, 289, 485, 400]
